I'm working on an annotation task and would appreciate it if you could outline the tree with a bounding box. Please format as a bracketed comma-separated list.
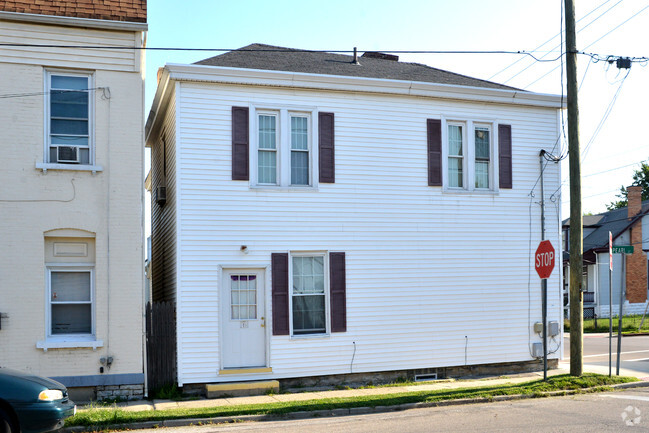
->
[606, 161, 649, 210]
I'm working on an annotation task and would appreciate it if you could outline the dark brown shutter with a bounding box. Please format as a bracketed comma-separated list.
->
[498, 124, 512, 189]
[232, 106, 249, 181]
[329, 252, 346, 333]
[271, 253, 289, 335]
[427, 119, 442, 186]
[319, 112, 335, 183]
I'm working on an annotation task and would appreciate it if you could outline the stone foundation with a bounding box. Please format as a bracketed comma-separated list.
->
[96, 384, 145, 401]
[182, 359, 558, 397]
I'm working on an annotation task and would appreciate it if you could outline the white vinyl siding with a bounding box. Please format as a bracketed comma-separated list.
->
[150, 89, 178, 303]
[167, 81, 562, 385]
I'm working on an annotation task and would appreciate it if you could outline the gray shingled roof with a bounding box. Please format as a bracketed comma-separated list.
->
[195, 43, 519, 91]
[563, 200, 649, 255]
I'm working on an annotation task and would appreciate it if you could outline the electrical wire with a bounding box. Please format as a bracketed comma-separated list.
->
[488, 0, 616, 81]
[0, 178, 76, 202]
[503, 0, 625, 86]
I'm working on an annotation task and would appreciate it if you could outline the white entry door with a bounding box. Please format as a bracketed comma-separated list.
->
[221, 269, 266, 368]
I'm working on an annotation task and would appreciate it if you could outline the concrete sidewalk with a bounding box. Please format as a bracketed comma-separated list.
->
[96, 368, 571, 414]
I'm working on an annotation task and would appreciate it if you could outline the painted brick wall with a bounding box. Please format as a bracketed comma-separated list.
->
[0, 20, 144, 382]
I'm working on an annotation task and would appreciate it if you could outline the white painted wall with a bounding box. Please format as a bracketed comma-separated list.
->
[0, 19, 144, 382]
[152, 78, 563, 385]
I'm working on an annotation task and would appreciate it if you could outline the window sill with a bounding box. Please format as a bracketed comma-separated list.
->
[442, 188, 499, 195]
[36, 338, 103, 351]
[36, 163, 103, 173]
[290, 333, 330, 340]
[250, 185, 318, 192]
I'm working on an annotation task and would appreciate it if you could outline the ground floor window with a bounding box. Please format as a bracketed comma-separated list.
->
[291, 254, 326, 335]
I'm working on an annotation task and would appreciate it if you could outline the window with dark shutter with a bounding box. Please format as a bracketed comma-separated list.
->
[427, 119, 442, 186]
[329, 252, 346, 333]
[232, 106, 249, 181]
[271, 253, 289, 335]
[319, 112, 335, 183]
[498, 124, 512, 189]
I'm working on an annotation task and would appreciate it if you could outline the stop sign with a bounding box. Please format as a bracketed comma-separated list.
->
[535, 240, 555, 279]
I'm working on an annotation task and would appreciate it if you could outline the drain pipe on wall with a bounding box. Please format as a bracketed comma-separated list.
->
[350, 341, 356, 374]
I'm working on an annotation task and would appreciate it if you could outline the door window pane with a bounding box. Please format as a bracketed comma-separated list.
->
[230, 275, 257, 320]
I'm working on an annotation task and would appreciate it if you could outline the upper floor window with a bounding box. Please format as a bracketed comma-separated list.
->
[46, 71, 93, 165]
[252, 109, 313, 187]
[443, 120, 495, 192]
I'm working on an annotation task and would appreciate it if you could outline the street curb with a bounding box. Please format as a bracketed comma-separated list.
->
[61, 382, 646, 432]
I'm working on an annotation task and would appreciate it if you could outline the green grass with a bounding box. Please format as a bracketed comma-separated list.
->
[66, 374, 635, 429]
[565, 314, 649, 333]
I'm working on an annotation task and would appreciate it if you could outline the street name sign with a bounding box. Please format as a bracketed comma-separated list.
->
[612, 245, 634, 254]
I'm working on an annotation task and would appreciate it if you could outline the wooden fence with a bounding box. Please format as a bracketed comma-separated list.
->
[146, 301, 176, 393]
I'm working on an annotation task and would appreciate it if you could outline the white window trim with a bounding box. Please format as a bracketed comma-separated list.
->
[250, 104, 318, 188]
[42, 69, 96, 171]
[441, 117, 500, 194]
[288, 251, 330, 338]
[38, 264, 99, 350]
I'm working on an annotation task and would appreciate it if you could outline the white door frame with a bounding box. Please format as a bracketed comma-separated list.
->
[218, 265, 270, 370]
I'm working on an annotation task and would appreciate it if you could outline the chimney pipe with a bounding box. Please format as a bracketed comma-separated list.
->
[353, 47, 360, 65]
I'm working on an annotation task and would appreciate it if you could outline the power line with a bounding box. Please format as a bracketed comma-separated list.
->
[523, 3, 649, 89]
[489, 0, 617, 81]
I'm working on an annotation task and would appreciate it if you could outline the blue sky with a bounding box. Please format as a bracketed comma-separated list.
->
[144, 0, 649, 216]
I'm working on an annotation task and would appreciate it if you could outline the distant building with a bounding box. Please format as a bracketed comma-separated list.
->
[563, 186, 649, 318]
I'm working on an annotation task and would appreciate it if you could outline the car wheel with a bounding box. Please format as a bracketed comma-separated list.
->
[0, 407, 16, 433]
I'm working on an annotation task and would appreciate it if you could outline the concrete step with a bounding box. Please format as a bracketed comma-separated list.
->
[205, 380, 279, 398]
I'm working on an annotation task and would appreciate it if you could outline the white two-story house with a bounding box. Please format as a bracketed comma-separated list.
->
[146, 44, 564, 391]
[0, 1, 146, 401]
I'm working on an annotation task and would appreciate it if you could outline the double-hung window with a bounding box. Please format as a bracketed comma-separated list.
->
[291, 254, 327, 335]
[253, 109, 313, 187]
[447, 123, 465, 188]
[46, 71, 93, 165]
[443, 120, 495, 192]
[474, 125, 491, 189]
[47, 267, 94, 337]
[257, 114, 278, 184]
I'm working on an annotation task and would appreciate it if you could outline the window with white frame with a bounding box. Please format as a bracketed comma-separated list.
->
[254, 109, 313, 187]
[444, 120, 495, 191]
[474, 125, 491, 189]
[47, 267, 94, 336]
[46, 71, 93, 165]
[447, 123, 464, 188]
[291, 254, 327, 335]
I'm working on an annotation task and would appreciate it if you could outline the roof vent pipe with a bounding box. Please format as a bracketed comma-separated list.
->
[353, 47, 360, 65]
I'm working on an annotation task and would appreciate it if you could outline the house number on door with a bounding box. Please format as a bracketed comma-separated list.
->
[240, 321, 248, 328]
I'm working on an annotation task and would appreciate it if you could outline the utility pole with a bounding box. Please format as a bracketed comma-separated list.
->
[565, 0, 583, 376]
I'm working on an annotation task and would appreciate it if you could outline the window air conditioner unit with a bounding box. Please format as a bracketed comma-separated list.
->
[156, 185, 167, 206]
[57, 146, 79, 163]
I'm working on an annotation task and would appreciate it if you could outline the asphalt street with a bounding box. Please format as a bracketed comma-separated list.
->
[132, 387, 649, 433]
[562, 333, 649, 378]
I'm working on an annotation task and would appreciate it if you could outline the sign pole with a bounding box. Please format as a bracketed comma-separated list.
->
[539, 152, 547, 382]
[609, 232, 613, 377]
[616, 252, 625, 375]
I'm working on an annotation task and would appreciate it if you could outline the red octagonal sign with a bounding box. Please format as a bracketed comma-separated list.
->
[535, 240, 555, 279]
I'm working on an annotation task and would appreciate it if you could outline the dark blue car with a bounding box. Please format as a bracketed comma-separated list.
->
[0, 368, 76, 433]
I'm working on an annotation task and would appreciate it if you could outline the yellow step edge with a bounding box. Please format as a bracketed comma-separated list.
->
[218, 367, 272, 375]
[206, 380, 279, 391]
